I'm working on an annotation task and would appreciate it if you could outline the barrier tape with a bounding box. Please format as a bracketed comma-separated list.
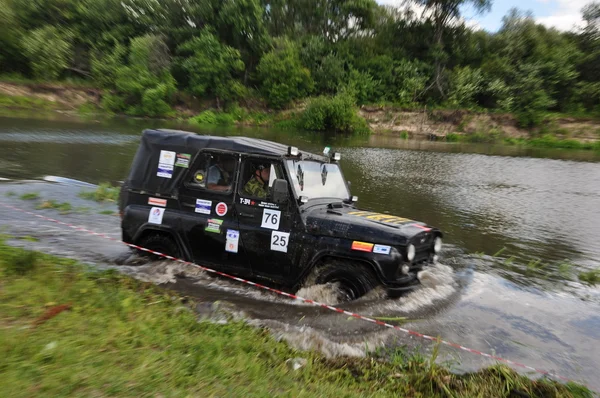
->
[0, 201, 578, 384]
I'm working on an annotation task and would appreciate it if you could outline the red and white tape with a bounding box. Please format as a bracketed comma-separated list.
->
[0, 201, 578, 384]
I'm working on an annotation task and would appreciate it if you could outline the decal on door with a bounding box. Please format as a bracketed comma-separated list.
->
[270, 231, 290, 253]
[148, 207, 165, 224]
[215, 202, 228, 216]
[226, 229, 240, 253]
[205, 219, 223, 233]
[261, 209, 281, 230]
[195, 199, 212, 214]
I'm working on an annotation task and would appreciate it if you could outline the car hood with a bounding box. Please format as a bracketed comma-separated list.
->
[302, 202, 438, 245]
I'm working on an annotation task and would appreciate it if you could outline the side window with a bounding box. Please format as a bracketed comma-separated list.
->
[188, 153, 238, 193]
[239, 159, 283, 199]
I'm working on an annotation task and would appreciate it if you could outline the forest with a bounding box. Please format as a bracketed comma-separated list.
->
[1, 0, 599, 131]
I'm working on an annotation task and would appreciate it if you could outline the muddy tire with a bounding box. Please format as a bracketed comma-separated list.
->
[137, 233, 181, 260]
[310, 260, 379, 302]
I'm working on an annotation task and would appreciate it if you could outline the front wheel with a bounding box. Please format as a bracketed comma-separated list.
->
[309, 260, 379, 302]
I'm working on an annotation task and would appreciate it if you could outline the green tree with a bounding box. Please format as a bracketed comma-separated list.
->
[106, 35, 176, 116]
[178, 30, 246, 107]
[256, 39, 314, 108]
[21, 26, 73, 80]
[411, 0, 492, 97]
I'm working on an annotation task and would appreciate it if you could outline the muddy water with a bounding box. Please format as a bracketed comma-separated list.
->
[1, 114, 599, 389]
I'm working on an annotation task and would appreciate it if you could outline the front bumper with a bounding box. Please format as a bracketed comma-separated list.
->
[384, 273, 421, 298]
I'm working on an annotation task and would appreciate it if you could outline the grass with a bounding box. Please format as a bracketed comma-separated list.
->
[78, 183, 119, 202]
[35, 200, 72, 214]
[0, 93, 58, 110]
[17, 235, 39, 242]
[0, 242, 592, 397]
[578, 270, 600, 286]
[19, 192, 39, 200]
[98, 210, 115, 215]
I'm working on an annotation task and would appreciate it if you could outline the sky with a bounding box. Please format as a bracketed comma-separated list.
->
[377, 0, 595, 32]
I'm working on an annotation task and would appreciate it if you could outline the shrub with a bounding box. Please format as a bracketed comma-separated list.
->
[190, 110, 235, 126]
[300, 93, 370, 134]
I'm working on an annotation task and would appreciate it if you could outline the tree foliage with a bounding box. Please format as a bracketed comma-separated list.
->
[257, 39, 314, 108]
[0, 0, 598, 120]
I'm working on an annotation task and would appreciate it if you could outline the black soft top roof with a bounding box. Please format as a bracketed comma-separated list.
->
[146, 129, 293, 156]
[125, 129, 323, 194]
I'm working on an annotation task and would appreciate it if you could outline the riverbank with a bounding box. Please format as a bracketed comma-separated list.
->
[1, 80, 600, 151]
[0, 241, 592, 397]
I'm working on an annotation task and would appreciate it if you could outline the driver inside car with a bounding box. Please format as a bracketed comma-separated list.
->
[243, 164, 270, 198]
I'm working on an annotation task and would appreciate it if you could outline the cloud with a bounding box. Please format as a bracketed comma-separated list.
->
[533, 0, 591, 31]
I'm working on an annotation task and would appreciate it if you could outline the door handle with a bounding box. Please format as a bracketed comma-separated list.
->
[239, 212, 255, 218]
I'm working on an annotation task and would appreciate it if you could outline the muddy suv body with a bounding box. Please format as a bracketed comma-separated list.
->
[120, 129, 443, 299]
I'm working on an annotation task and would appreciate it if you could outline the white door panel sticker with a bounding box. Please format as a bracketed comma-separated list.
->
[261, 209, 281, 230]
[270, 231, 290, 253]
[226, 229, 240, 253]
[148, 207, 165, 224]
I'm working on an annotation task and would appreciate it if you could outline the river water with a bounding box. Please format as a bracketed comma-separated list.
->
[1, 113, 599, 389]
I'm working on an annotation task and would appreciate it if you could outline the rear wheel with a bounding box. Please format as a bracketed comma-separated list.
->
[137, 233, 181, 261]
[309, 260, 379, 302]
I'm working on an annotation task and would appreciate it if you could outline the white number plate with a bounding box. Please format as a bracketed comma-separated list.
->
[261, 209, 281, 230]
[270, 231, 290, 253]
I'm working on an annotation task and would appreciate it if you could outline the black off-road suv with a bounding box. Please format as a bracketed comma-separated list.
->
[120, 129, 443, 300]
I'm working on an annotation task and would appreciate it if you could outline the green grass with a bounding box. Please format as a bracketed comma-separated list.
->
[0, 93, 58, 110]
[19, 192, 40, 200]
[5, 191, 16, 197]
[17, 235, 39, 242]
[35, 200, 72, 214]
[0, 242, 592, 397]
[578, 270, 600, 285]
[98, 210, 115, 215]
[78, 183, 119, 202]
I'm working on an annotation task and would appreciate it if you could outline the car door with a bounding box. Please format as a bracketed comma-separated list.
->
[235, 156, 300, 281]
[178, 151, 250, 274]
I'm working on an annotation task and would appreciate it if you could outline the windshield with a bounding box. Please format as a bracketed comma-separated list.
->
[286, 160, 350, 201]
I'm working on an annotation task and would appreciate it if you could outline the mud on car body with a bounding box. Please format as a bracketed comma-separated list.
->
[119, 129, 443, 301]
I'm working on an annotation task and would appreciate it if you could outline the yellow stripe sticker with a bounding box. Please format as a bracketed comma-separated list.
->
[348, 211, 412, 224]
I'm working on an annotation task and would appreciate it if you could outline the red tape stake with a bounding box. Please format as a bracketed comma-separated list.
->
[0, 202, 580, 385]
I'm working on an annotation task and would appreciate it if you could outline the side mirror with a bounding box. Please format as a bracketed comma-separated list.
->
[272, 179, 289, 204]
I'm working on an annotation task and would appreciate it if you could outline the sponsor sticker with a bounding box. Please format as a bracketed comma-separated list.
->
[195, 199, 212, 214]
[148, 197, 167, 207]
[373, 244, 391, 255]
[157, 164, 173, 179]
[348, 211, 412, 225]
[159, 150, 176, 165]
[226, 229, 240, 253]
[261, 209, 281, 230]
[175, 153, 191, 168]
[148, 207, 165, 224]
[351, 241, 374, 252]
[239, 197, 279, 209]
[215, 202, 228, 216]
[205, 219, 223, 234]
[157, 150, 176, 178]
[270, 231, 290, 253]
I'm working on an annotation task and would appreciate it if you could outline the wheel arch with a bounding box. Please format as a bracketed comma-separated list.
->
[296, 251, 385, 288]
[133, 225, 191, 261]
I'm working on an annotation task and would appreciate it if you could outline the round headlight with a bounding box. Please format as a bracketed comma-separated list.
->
[433, 237, 442, 253]
[406, 244, 416, 262]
